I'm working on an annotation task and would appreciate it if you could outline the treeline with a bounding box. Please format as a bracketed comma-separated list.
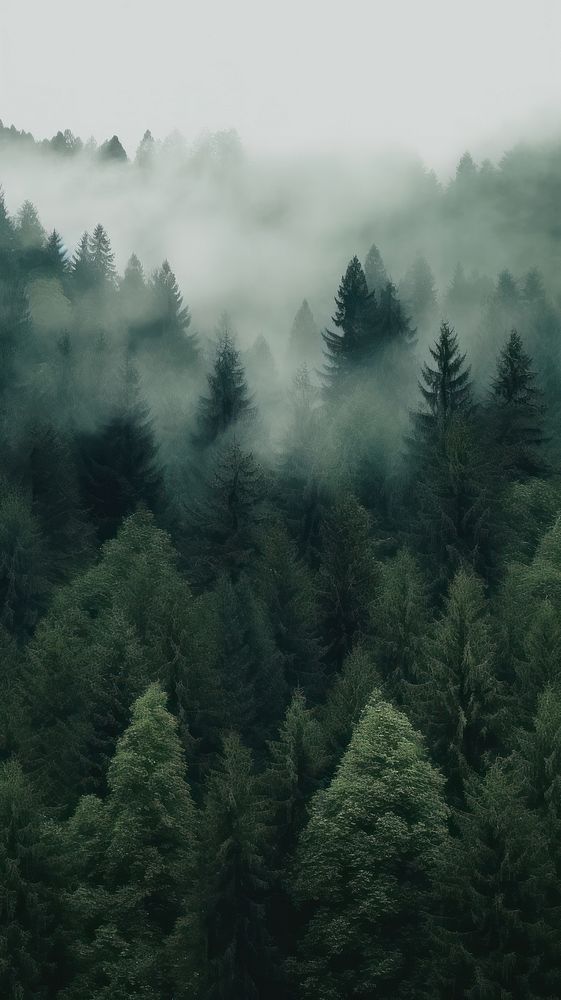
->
[2, 177, 561, 1000]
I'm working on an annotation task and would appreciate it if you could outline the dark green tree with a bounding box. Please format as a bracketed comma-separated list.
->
[290, 692, 449, 1000]
[318, 494, 378, 670]
[78, 360, 163, 541]
[371, 548, 429, 704]
[490, 329, 546, 478]
[434, 763, 560, 999]
[0, 761, 61, 1000]
[194, 328, 255, 447]
[363, 242, 388, 296]
[415, 569, 500, 807]
[63, 683, 198, 1000]
[147, 260, 199, 367]
[322, 256, 376, 396]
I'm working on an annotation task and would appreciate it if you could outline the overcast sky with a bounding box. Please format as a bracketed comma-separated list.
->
[2, 0, 561, 169]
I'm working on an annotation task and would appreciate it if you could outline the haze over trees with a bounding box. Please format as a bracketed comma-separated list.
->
[3, 119, 561, 998]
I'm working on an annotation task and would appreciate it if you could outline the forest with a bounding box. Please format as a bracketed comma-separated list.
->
[2, 123, 561, 999]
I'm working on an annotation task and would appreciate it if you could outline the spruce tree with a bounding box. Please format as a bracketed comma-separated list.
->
[256, 521, 324, 700]
[63, 684, 199, 1000]
[320, 644, 380, 761]
[490, 329, 546, 478]
[135, 129, 156, 168]
[194, 328, 255, 447]
[43, 229, 68, 281]
[415, 321, 473, 439]
[363, 241, 388, 296]
[416, 568, 500, 807]
[0, 761, 61, 1000]
[287, 300, 320, 370]
[70, 231, 94, 294]
[400, 254, 437, 332]
[434, 763, 560, 999]
[290, 692, 448, 1000]
[371, 548, 429, 704]
[322, 255, 376, 396]
[183, 441, 265, 589]
[0, 482, 49, 639]
[181, 733, 273, 1000]
[148, 260, 199, 367]
[89, 223, 117, 289]
[375, 279, 416, 355]
[78, 359, 163, 541]
[318, 494, 378, 670]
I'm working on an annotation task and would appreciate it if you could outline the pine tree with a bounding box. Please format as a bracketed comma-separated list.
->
[135, 129, 155, 168]
[183, 441, 266, 589]
[0, 761, 61, 1000]
[178, 733, 273, 1000]
[400, 254, 437, 332]
[490, 329, 546, 478]
[43, 229, 69, 280]
[70, 232, 94, 294]
[256, 521, 324, 700]
[194, 328, 255, 447]
[322, 255, 376, 396]
[363, 242, 388, 296]
[287, 300, 320, 370]
[148, 260, 199, 367]
[513, 685, 561, 869]
[434, 763, 560, 999]
[375, 279, 416, 354]
[290, 692, 448, 1000]
[371, 548, 429, 705]
[0, 482, 49, 639]
[203, 573, 286, 748]
[320, 644, 380, 761]
[416, 569, 500, 807]
[89, 223, 117, 289]
[98, 135, 128, 162]
[414, 321, 473, 440]
[275, 366, 325, 563]
[513, 599, 561, 724]
[63, 684, 199, 1000]
[0, 272, 32, 405]
[0, 188, 15, 270]
[318, 494, 378, 670]
[78, 360, 164, 541]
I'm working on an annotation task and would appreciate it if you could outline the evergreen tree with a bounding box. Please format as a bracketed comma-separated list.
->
[322, 256, 376, 396]
[415, 321, 473, 439]
[363, 242, 388, 296]
[513, 685, 561, 871]
[0, 761, 61, 1000]
[63, 684, 198, 1000]
[490, 329, 546, 478]
[135, 129, 156, 168]
[194, 328, 255, 447]
[176, 733, 273, 1000]
[400, 254, 437, 332]
[0, 482, 49, 639]
[290, 693, 448, 1000]
[318, 494, 378, 670]
[320, 644, 380, 761]
[375, 279, 416, 355]
[287, 300, 320, 370]
[147, 260, 199, 367]
[371, 548, 429, 704]
[183, 441, 265, 589]
[78, 360, 163, 541]
[88, 223, 117, 289]
[43, 229, 69, 281]
[98, 135, 128, 162]
[70, 232, 94, 294]
[256, 521, 324, 700]
[416, 569, 500, 807]
[434, 763, 560, 999]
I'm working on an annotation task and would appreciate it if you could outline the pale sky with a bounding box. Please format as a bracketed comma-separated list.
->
[1, 0, 561, 168]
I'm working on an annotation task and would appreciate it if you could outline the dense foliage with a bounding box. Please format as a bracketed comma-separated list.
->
[3, 131, 561, 998]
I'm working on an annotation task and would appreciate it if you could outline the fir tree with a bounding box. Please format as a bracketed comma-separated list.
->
[0, 482, 49, 639]
[400, 254, 437, 332]
[44, 229, 69, 281]
[371, 548, 429, 705]
[415, 321, 473, 439]
[78, 360, 164, 541]
[290, 692, 449, 1000]
[363, 242, 388, 296]
[88, 223, 117, 289]
[322, 255, 376, 396]
[490, 329, 546, 478]
[0, 761, 61, 1000]
[416, 569, 500, 807]
[194, 328, 255, 447]
[318, 494, 379, 670]
[178, 733, 273, 1000]
[148, 260, 199, 367]
[287, 300, 320, 370]
[183, 441, 266, 589]
[320, 644, 380, 761]
[135, 129, 155, 168]
[63, 684, 198, 1000]
[434, 763, 560, 999]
